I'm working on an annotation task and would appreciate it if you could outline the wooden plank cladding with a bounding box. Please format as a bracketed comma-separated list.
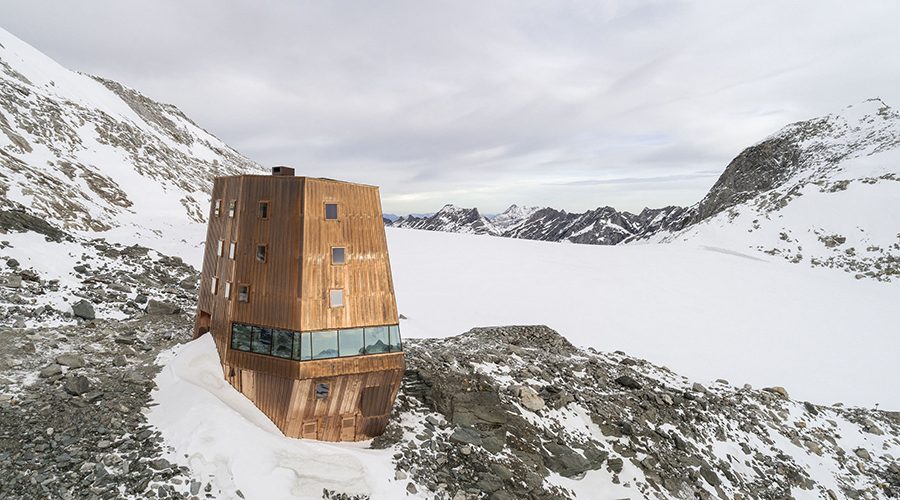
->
[194, 170, 403, 442]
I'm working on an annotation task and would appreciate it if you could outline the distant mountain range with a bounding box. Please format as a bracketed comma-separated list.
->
[387, 98, 900, 280]
[387, 203, 693, 245]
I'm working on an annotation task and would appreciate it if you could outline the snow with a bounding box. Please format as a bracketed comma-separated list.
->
[386, 227, 900, 410]
[149, 335, 415, 500]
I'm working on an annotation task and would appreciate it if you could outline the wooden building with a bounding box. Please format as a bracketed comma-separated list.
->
[193, 166, 404, 441]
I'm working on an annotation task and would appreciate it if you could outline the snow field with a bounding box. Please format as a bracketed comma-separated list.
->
[386, 227, 900, 410]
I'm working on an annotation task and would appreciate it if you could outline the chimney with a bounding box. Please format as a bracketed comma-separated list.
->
[272, 166, 295, 176]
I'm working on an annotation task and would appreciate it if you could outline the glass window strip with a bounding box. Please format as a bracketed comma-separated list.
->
[230, 323, 402, 360]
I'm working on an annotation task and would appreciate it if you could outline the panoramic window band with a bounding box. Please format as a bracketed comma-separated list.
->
[230, 322, 402, 360]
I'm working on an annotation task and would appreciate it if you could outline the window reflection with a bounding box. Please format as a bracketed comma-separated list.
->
[311, 330, 338, 359]
[231, 323, 403, 360]
[364, 326, 390, 354]
[293, 331, 311, 361]
[252, 326, 273, 355]
[231, 324, 251, 351]
[388, 325, 402, 352]
[339, 328, 365, 357]
[272, 329, 293, 359]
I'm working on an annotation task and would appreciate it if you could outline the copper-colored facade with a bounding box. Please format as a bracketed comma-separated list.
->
[194, 170, 404, 441]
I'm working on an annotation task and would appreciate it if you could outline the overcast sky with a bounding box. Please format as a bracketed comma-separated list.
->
[4, 1, 900, 214]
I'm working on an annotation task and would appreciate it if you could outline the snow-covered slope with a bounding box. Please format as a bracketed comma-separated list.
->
[386, 227, 900, 410]
[0, 27, 262, 262]
[488, 204, 542, 233]
[650, 99, 900, 281]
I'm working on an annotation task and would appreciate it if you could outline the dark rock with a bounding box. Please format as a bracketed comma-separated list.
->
[145, 299, 181, 315]
[6, 258, 20, 268]
[449, 427, 482, 446]
[112, 354, 127, 367]
[38, 364, 62, 378]
[614, 375, 642, 390]
[63, 375, 91, 396]
[699, 465, 721, 486]
[55, 353, 85, 368]
[71, 300, 95, 320]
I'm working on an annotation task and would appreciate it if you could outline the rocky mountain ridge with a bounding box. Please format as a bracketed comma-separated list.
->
[388, 203, 693, 246]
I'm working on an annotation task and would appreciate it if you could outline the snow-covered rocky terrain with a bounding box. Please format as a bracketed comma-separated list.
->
[0, 26, 262, 259]
[0, 26, 898, 500]
[651, 99, 900, 282]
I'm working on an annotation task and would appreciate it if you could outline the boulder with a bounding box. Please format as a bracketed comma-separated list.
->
[614, 375, 642, 390]
[63, 375, 91, 396]
[71, 300, 95, 320]
[763, 386, 789, 398]
[6, 258, 19, 268]
[5, 274, 22, 288]
[145, 299, 181, 315]
[39, 364, 62, 378]
[519, 386, 546, 411]
[449, 427, 483, 446]
[55, 353, 85, 368]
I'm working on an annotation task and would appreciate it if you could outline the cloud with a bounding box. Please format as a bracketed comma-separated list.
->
[3, 0, 900, 214]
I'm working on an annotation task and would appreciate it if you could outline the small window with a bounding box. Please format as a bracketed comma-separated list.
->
[216, 240, 224, 257]
[214, 199, 222, 217]
[256, 245, 267, 263]
[331, 247, 346, 265]
[329, 289, 344, 308]
[228, 200, 237, 217]
[325, 203, 338, 220]
[315, 383, 330, 399]
[224, 281, 232, 299]
[237, 284, 249, 303]
[258, 201, 269, 219]
[229, 241, 236, 259]
[210, 276, 218, 295]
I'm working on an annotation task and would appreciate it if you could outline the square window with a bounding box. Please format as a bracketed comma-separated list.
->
[256, 245, 267, 262]
[228, 200, 237, 217]
[224, 281, 232, 299]
[237, 284, 249, 303]
[214, 199, 222, 217]
[258, 201, 269, 219]
[331, 247, 345, 265]
[329, 288, 344, 308]
[216, 240, 224, 257]
[210, 276, 218, 295]
[325, 203, 338, 220]
[229, 241, 236, 259]
[315, 383, 330, 399]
